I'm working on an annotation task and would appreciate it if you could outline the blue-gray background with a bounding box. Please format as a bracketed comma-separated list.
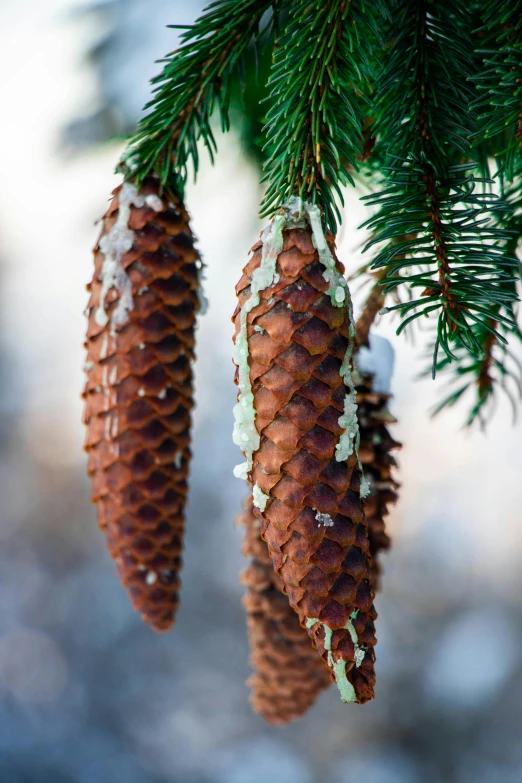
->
[0, 2, 520, 781]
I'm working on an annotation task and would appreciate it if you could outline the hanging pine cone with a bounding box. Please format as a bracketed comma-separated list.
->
[232, 202, 377, 704]
[239, 496, 331, 724]
[83, 176, 202, 631]
[356, 332, 401, 588]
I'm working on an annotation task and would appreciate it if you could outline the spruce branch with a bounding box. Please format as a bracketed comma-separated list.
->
[260, 0, 381, 232]
[355, 274, 386, 348]
[363, 0, 519, 369]
[472, 0, 522, 179]
[430, 162, 522, 423]
[123, 0, 279, 193]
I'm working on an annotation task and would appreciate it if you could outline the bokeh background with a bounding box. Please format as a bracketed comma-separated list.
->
[0, 2, 521, 781]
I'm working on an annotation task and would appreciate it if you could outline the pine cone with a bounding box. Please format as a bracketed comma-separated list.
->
[239, 496, 331, 724]
[83, 177, 202, 631]
[356, 336, 401, 587]
[232, 212, 377, 703]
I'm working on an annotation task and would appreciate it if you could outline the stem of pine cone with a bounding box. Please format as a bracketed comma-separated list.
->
[477, 322, 497, 399]
[355, 277, 386, 348]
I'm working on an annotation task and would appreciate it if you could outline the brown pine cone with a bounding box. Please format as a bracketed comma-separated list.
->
[232, 208, 377, 703]
[356, 346, 401, 588]
[239, 496, 331, 724]
[83, 176, 202, 631]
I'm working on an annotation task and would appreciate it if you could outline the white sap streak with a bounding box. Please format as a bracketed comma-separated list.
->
[232, 214, 286, 475]
[253, 483, 270, 512]
[94, 182, 145, 332]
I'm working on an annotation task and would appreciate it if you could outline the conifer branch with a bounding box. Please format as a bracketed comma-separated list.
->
[260, 0, 380, 231]
[472, 0, 522, 179]
[123, 0, 279, 193]
[362, 0, 519, 370]
[355, 275, 386, 348]
[109, 0, 522, 423]
[430, 166, 522, 423]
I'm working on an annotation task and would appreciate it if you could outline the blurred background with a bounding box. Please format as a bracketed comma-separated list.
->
[0, 1, 521, 781]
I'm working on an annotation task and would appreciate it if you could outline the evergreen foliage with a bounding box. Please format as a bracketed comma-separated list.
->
[361, 0, 518, 374]
[125, 0, 280, 193]
[430, 171, 522, 422]
[472, 0, 522, 179]
[119, 0, 522, 425]
[427, 0, 522, 419]
[260, 0, 380, 232]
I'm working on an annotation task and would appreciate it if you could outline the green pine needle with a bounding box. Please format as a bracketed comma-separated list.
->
[471, 0, 522, 180]
[260, 0, 382, 233]
[362, 0, 520, 377]
[427, 158, 522, 425]
[123, 0, 279, 193]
